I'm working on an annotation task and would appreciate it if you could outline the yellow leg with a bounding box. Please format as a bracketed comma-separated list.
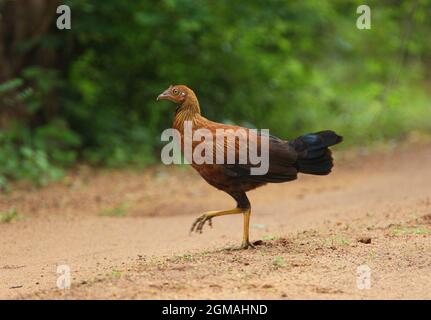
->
[240, 208, 254, 249]
[190, 207, 255, 250]
[190, 208, 243, 234]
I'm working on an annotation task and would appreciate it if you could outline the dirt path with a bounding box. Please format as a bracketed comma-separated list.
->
[1, 144, 431, 299]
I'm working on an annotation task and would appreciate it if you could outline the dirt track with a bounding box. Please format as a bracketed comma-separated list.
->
[1, 143, 431, 299]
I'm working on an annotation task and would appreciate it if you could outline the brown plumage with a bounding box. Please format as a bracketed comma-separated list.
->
[157, 85, 342, 249]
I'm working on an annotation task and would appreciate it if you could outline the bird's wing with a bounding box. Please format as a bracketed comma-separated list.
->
[209, 126, 299, 183]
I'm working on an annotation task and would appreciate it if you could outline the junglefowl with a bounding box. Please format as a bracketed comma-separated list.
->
[157, 85, 342, 249]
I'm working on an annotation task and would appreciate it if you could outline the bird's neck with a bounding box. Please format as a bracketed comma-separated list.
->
[173, 96, 202, 131]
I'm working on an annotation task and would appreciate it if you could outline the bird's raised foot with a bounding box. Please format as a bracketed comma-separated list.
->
[190, 214, 213, 234]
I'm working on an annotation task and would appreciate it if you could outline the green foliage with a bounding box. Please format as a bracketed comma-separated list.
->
[98, 203, 129, 217]
[0, 78, 33, 107]
[0, 67, 70, 187]
[272, 256, 286, 268]
[0, 119, 78, 187]
[0, 208, 20, 223]
[1, 0, 431, 187]
[392, 226, 431, 236]
[61, 0, 431, 146]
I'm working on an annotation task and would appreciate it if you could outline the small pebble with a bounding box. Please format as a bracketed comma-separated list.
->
[358, 237, 372, 244]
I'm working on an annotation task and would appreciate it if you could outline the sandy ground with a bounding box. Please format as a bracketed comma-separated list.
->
[0, 143, 430, 299]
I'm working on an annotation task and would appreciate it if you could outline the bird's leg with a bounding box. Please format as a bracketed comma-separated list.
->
[190, 208, 243, 234]
[240, 208, 255, 249]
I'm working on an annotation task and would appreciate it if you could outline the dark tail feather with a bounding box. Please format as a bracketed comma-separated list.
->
[291, 130, 343, 175]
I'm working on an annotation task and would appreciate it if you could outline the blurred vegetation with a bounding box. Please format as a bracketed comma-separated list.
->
[0, 0, 431, 187]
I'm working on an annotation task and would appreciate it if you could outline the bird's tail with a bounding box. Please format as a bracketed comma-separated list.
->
[291, 130, 343, 175]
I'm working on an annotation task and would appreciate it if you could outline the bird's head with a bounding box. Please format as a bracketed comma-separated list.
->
[157, 85, 194, 104]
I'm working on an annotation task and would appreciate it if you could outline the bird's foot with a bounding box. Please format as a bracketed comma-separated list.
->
[224, 241, 256, 251]
[190, 213, 213, 234]
[239, 240, 256, 250]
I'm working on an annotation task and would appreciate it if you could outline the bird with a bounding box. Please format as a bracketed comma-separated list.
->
[157, 85, 343, 249]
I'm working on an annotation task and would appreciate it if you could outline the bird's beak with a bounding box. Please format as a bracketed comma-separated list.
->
[157, 87, 172, 101]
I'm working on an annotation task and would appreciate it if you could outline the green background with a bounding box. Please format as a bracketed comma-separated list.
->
[1, 0, 430, 188]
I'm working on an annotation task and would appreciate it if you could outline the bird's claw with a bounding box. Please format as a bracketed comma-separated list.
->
[190, 214, 213, 234]
[241, 241, 255, 249]
[224, 241, 256, 251]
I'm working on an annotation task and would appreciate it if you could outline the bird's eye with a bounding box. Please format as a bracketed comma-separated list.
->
[172, 88, 179, 95]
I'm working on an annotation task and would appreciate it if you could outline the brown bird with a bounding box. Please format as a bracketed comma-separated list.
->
[157, 85, 342, 249]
